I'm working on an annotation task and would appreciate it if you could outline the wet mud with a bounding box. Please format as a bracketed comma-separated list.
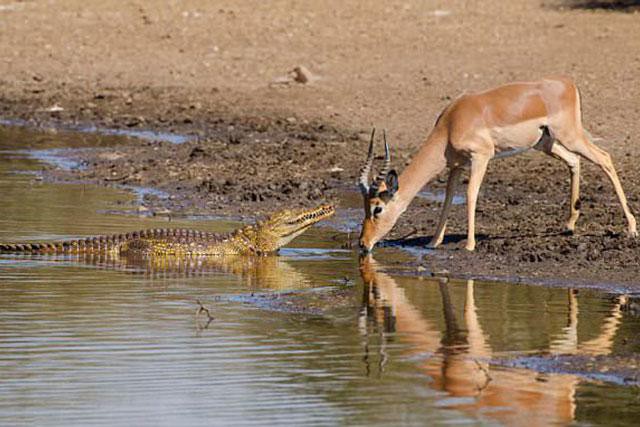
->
[22, 117, 639, 287]
[38, 116, 366, 218]
[404, 151, 640, 287]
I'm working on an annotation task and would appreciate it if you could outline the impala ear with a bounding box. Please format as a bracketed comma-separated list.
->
[385, 170, 398, 196]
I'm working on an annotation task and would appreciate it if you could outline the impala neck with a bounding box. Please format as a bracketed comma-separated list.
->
[394, 129, 448, 213]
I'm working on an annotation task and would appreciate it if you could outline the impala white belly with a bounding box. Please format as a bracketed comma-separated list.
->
[489, 118, 547, 157]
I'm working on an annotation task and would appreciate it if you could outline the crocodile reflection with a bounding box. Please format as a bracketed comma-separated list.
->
[359, 255, 627, 425]
[4, 252, 312, 289]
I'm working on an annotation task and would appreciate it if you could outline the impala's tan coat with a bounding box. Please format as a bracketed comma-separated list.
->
[359, 77, 637, 251]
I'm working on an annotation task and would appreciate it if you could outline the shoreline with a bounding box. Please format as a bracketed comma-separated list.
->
[2, 115, 640, 290]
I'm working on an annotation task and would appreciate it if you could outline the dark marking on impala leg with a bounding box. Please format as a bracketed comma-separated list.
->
[574, 198, 581, 211]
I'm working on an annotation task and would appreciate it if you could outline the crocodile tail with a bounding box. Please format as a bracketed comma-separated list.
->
[0, 242, 58, 253]
[0, 243, 30, 252]
[0, 240, 87, 253]
[0, 234, 127, 254]
[0, 228, 225, 255]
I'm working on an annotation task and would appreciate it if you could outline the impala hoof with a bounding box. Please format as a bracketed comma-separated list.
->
[427, 240, 441, 249]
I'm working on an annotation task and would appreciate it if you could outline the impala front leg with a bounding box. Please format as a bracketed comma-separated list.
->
[466, 154, 491, 251]
[429, 167, 463, 248]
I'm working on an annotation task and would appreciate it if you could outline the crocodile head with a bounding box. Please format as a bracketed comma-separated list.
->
[244, 204, 335, 254]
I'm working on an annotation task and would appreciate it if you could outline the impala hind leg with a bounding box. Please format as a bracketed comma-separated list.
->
[429, 167, 463, 248]
[466, 154, 491, 251]
[565, 134, 637, 237]
[546, 143, 582, 232]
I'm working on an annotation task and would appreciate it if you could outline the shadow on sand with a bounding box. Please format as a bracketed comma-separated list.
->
[559, 0, 640, 11]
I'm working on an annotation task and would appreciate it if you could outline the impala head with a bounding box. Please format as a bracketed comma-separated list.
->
[244, 204, 336, 253]
[358, 129, 400, 253]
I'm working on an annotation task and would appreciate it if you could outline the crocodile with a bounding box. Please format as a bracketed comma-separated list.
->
[0, 204, 335, 256]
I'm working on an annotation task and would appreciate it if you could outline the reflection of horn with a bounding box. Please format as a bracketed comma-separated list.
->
[358, 128, 376, 196]
[359, 257, 394, 377]
[359, 276, 372, 377]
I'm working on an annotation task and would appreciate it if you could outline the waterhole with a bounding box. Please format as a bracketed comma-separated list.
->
[1, 125, 639, 426]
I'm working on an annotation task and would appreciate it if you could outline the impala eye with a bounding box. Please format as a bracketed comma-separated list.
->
[372, 206, 383, 217]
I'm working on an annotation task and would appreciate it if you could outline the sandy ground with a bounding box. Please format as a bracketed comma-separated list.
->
[2, 0, 640, 286]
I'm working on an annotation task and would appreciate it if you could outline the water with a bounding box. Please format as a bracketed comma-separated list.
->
[0, 118, 191, 144]
[1, 125, 639, 426]
[418, 190, 465, 205]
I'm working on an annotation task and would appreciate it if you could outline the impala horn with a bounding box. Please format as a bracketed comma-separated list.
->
[358, 128, 376, 196]
[369, 129, 390, 195]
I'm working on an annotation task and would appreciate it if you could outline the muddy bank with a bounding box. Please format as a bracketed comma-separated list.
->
[2, 0, 640, 287]
[380, 149, 640, 287]
[4, 84, 639, 287]
[9, 84, 640, 280]
[7, 114, 639, 288]
[37, 116, 367, 218]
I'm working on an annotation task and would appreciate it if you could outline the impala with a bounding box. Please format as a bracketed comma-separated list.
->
[358, 76, 637, 252]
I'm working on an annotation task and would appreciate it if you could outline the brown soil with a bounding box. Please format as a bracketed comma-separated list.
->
[2, 0, 640, 287]
[43, 118, 365, 218]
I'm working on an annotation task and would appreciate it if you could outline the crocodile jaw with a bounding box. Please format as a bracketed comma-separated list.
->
[250, 204, 336, 252]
